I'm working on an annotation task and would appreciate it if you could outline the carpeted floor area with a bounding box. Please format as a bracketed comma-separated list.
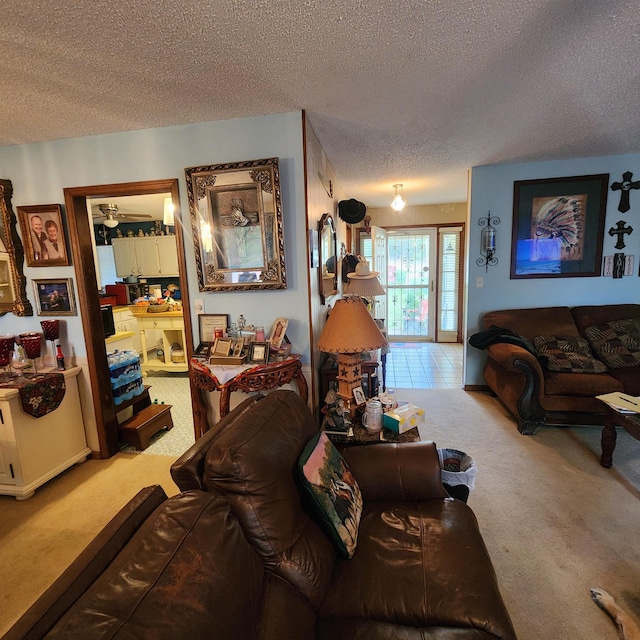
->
[2, 388, 639, 639]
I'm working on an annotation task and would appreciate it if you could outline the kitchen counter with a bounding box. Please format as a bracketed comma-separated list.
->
[137, 312, 186, 374]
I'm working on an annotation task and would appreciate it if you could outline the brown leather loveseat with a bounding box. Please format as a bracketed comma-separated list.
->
[4, 390, 516, 640]
[479, 303, 640, 434]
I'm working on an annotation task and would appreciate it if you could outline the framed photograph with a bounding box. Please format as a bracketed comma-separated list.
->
[268, 317, 288, 349]
[353, 386, 366, 406]
[185, 157, 287, 292]
[211, 338, 232, 357]
[33, 278, 77, 316]
[249, 342, 269, 364]
[198, 313, 229, 344]
[230, 338, 245, 357]
[510, 174, 608, 279]
[17, 204, 70, 267]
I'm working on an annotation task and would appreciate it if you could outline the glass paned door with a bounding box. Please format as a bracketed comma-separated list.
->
[437, 227, 462, 342]
[386, 229, 436, 340]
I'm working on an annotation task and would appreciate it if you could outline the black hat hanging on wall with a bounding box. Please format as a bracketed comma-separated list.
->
[338, 198, 367, 224]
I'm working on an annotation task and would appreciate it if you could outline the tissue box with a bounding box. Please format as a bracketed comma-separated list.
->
[383, 403, 425, 433]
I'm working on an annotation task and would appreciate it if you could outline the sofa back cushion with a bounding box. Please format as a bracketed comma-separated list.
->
[482, 307, 578, 342]
[202, 390, 336, 608]
[571, 304, 640, 335]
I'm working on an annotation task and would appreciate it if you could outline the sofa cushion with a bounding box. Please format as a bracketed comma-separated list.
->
[317, 499, 516, 639]
[585, 318, 640, 369]
[299, 432, 362, 559]
[46, 491, 264, 640]
[533, 335, 607, 373]
[202, 390, 336, 608]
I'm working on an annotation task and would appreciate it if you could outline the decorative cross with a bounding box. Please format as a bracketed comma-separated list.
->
[608, 220, 633, 249]
[611, 171, 640, 213]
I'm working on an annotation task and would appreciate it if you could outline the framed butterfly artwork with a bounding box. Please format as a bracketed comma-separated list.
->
[510, 174, 609, 279]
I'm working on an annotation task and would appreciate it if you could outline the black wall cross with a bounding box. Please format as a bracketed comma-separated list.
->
[609, 220, 633, 249]
[611, 171, 640, 213]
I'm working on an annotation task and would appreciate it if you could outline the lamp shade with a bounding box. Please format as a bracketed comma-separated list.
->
[318, 297, 387, 354]
[103, 216, 119, 228]
[346, 275, 385, 297]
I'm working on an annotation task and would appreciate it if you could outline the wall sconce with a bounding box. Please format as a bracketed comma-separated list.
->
[477, 211, 500, 271]
[391, 184, 407, 212]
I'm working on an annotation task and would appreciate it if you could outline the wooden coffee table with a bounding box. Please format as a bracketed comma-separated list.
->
[600, 404, 640, 468]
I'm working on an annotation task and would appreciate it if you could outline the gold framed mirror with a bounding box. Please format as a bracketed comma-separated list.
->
[185, 157, 287, 292]
[0, 179, 33, 316]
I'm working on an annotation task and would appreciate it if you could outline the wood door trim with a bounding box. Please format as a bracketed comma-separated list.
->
[64, 179, 194, 458]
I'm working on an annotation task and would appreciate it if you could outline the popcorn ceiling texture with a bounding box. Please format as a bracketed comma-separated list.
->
[2, 0, 639, 205]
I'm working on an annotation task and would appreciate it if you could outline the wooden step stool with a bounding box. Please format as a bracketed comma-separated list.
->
[118, 403, 174, 451]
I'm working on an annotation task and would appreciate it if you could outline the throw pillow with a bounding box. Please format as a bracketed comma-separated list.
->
[533, 335, 608, 373]
[298, 432, 362, 559]
[584, 318, 640, 369]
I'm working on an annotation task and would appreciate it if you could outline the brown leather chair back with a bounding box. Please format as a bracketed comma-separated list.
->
[201, 390, 336, 608]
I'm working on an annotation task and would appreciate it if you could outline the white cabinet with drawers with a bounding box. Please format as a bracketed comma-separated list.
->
[0, 367, 90, 500]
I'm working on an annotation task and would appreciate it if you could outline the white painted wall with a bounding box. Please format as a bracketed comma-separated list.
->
[0, 112, 310, 363]
[466, 153, 640, 385]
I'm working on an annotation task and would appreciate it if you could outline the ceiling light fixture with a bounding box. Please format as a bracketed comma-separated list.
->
[103, 214, 119, 228]
[391, 184, 407, 212]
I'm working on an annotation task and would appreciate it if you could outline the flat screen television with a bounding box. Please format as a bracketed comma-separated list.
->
[100, 304, 116, 338]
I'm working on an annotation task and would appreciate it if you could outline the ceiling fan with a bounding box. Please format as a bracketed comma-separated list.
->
[91, 203, 153, 228]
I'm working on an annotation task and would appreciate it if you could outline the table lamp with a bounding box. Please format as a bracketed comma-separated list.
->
[317, 296, 387, 410]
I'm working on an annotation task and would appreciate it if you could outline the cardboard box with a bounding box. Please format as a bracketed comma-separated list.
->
[383, 403, 424, 433]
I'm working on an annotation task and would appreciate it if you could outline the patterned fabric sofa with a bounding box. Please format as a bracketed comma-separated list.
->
[479, 304, 640, 434]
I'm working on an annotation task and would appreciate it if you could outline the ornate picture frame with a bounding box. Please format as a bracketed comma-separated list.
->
[268, 317, 288, 349]
[510, 174, 608, 279]
[185, 157, 286, 291]
[17, 204, 70, 267]
[33, 278, 77, 316]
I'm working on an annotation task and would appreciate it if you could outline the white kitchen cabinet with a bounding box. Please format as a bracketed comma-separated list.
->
[0, 367, 91, 500]
[112, 236, 179, 278]
[111, 306, 142, 353]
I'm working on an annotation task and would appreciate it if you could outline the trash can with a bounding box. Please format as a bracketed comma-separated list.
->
[438, 448, 478, 503]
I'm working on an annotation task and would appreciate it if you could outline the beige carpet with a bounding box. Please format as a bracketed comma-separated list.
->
[2, 389, 640, 639]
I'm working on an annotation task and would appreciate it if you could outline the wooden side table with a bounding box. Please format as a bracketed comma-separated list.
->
[190, 355, 308, 436]
[600, 404, 640, 468]
[325, 421, 420, 447]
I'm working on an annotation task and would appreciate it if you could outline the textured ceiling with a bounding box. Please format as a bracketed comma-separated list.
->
[2, 0, 639, 207]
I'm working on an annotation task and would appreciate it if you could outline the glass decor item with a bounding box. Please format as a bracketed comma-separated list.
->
[40, 319, 60, 368]
[19, 332, 42, 373]
[11, 345, 28, 377]
[0, 334, 14, 377]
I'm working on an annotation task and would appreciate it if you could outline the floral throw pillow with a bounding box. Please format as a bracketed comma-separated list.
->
[298, 432, 362, 559]
[533, 335, 607, 373]
[584, 318, 640, 369]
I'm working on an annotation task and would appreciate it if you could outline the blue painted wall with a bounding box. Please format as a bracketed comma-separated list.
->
[466, 153, 640, 385]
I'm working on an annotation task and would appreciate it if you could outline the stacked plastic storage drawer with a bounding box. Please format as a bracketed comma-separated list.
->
[108, 350, 144, 406]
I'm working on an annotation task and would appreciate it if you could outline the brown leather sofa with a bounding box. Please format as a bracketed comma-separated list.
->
[3, 391, 516, 640]
[480, 303, 640, 434]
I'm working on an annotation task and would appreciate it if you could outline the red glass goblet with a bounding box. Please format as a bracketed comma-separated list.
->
[0, 335, 14, 377]
[19, 333, 42, 374]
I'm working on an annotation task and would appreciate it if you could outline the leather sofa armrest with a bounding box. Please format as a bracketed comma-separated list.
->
[485, 342, 543, 378]
[3, 485, 168, 640]
[342, 441, 448, 502]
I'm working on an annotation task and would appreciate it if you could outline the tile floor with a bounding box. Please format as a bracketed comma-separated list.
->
[383, 342, 463, 390]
